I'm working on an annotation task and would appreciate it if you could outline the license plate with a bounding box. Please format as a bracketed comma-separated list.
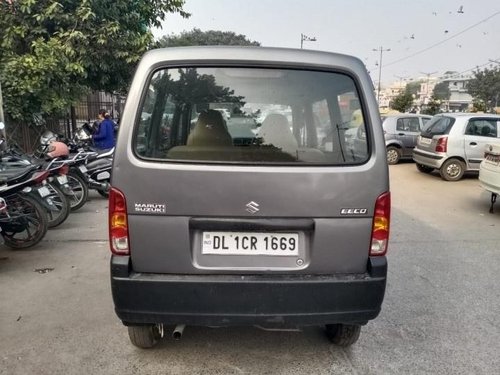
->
[57, 175, 68, 184]
[38, 186, 50, 198]
[202, 232, 299, 256]
[419, 136, 432, 145]
[485, 154, 500, 164]
[78, 165, 88, 173]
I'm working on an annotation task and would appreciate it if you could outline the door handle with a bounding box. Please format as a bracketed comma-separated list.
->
[398, 133, 405, 136]
[469, 142, 477, 146]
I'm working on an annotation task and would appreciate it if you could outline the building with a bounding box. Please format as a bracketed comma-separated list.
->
[439, 73, 473, 112]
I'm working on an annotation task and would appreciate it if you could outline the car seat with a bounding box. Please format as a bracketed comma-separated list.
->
[186, 110, 232, 147]
[259, 113, 298, 155]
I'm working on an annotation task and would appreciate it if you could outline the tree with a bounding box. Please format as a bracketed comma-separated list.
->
[405, 80, 422, 97]
[0, 0, 188, 120]
[157, 28, 260, 48]
[432, 81, 450, 101]
[467, 67, 500, 111]
[422, 95, 441, 115]
[390, 91, 414, 112]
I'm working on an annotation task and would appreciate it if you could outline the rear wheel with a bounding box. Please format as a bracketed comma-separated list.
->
[127, 324, 162, 349]
[45, 183, 70, 228]
[386, 146, 401, 165]
[67, 172, 88, 211]
[325, 324, 361, 347]
[416, 163, 434, 174]
[1, 194, 48, 249]
[439, 158, 465, 181]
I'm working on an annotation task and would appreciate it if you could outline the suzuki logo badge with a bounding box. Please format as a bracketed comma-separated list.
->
[246, 201, 260, 214]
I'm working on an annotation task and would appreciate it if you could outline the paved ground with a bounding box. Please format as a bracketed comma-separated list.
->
[0, 163, 499, 375]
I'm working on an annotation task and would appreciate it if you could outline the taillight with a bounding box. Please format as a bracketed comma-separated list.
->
[435, 136, 448, 153]
[370, 192, 391, 256]
[59, 165, 69, 175]
[109, 187, 130, 255]
[33, 170, 49, 184]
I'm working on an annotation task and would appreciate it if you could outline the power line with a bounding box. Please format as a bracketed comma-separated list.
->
[384, 10, 500, 68]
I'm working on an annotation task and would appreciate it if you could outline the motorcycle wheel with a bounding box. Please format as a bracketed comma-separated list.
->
[1, 194, 48, 249]
[67, 171, 89, 211]
[45, 183, 71, 228]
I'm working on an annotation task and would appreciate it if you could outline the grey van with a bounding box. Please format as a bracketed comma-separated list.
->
[110, 47, 390, 348]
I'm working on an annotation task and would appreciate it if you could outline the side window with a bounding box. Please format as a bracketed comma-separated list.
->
[397, 118, 420, 132]
[465, 119, 498, 137]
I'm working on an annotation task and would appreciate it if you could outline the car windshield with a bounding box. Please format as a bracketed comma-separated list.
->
[421, 116, 455, 137]
[134, 67, 369, 165]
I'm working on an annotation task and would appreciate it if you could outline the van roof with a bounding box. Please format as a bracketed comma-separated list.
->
[139, 46, 366, 72]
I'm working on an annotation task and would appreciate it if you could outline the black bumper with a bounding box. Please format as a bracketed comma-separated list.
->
[111, 256, 387, 327]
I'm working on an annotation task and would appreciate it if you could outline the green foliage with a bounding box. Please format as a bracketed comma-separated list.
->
[404, 80, 422, 97]
[157, 28, 260, 47]
[432, 81, 450, 101]
[422, 96, 441, 115]
[467, 67, 500, 111]
[390, 91, 414, 113]
[0, 0, 188, 120]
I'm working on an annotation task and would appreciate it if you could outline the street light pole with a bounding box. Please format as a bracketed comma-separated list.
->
[372, 47, 391, 103]
[420, 71, 438, 105]
[300, 33, 317, 49]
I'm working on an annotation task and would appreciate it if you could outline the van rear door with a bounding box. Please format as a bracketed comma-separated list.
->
[115, 64, 388, 276]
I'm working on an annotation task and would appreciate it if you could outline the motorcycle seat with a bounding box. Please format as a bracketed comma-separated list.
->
[0, 165, 39, 184]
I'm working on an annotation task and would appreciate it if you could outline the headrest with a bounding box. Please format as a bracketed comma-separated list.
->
[187, 110, 232, 147]
[259, 113, 298, 152]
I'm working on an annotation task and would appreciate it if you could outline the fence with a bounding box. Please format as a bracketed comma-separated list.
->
[4, 92, 126, 153]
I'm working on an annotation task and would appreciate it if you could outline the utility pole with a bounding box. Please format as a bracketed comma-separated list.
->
[0, 81, 4, 123]
[372, 47, 391, 104]
[0, 81, 6, 150]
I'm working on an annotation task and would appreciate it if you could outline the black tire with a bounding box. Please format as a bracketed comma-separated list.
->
[45, 183, 71, 228]
[127, 325, 162, 349]
[1, 194, 48, 249]
[386, 146, 401, 165]
[416, 163, 434, 174]
[325, 324, 361, 347]
[439, 158, 465, 181]
[66, 171, 89, 211]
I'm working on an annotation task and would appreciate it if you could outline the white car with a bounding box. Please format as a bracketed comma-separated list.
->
[479, 143, 500, 212]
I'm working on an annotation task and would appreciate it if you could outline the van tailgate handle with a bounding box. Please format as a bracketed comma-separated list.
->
[469, 142, 477, 146]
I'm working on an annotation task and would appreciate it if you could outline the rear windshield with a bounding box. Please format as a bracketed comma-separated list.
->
[421, 116, 455, 137]
[134, 67, 369, 165]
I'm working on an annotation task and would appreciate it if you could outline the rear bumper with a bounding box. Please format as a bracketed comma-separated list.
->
[111, 256, 387, 326]
[412, 149, 445, 168]
[479, 163, 500, 195]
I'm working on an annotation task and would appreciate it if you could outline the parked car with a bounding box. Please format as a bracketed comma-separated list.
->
[413, 113, 500, 181]
[382, 114, 432, 164]
[479, 143, 500, 213]
[110, 46, 390, 349]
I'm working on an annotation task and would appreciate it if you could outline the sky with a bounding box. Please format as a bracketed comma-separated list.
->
[152, 0, 500, 86]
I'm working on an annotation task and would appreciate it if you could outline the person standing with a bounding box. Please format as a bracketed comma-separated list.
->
[92, 109, 115, 150]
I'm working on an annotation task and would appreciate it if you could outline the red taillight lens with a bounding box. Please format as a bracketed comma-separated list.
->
[59, 165, 69, 175]
[370, 192, 391, 256]
[33, 170, 49, 184]
[435, 136, 448, 153]
[109, 187, 130, 255]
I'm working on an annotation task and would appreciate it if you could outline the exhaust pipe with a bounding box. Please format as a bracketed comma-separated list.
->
[172, 324, 186, 340]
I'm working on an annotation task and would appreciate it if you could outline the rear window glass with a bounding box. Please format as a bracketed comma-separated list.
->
[134, 67, 369, 164]
[421, 116, 455, 137]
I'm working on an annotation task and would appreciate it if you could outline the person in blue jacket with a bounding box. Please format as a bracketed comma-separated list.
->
[93, 109, 116, 150]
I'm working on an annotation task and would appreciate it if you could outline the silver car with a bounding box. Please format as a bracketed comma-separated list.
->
[110, 46, 390, 348]
[382, 114, 432, 164]
[413, 113, 500, 181]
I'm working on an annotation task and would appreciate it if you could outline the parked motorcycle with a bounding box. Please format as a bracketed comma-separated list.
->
[0, 170, 50, 249]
